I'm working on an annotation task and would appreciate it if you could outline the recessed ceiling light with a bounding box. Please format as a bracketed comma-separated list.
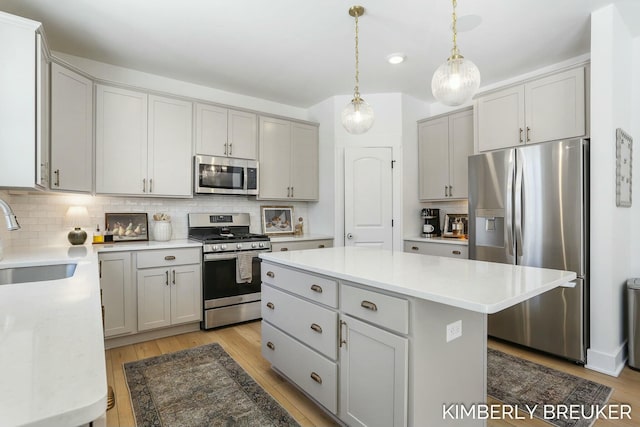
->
[386, 53, 406, 65]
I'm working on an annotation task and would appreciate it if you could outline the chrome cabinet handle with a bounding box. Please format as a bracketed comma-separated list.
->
[444, 185, 448, 197]
[310, 372, 322, 384]
[310, 323, 323, 333]
[165, 270, 169, 286]
[339, 320, 347, 347]
[224, 142, 228, 156]
[526, 126, 531, 142]
[452, 250, 461, 255]
[266, 341, 275, 350]
[291, 186, 294, 197]
[266, 302, 275, 310]
[54, 169, 60, 187]
[449, 185, 453, 197]
[142, 178, 146, 193]
[172, 269, 176, 284]
[266, 271, 275, 278]
[149, 178, 153, 193]
[411, 246, 419, 251]
[229, 143, 232, 156]
[99, 260, 102, 278]
[164, 255, 176, 261]
[310, 284, 323, 293]
[519, 128, 524, 143]
[361, 300, 378, 311]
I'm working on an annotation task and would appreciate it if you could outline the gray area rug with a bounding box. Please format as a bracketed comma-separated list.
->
[124, 343, 300, 427]
[488, 348, 613, 427]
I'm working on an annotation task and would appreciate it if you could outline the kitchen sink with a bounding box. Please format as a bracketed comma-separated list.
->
[0, 263, 77, 285]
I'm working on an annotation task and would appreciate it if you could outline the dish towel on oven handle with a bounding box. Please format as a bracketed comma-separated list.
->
[236, 252, 253, 284]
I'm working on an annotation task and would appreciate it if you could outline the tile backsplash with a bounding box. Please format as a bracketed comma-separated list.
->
[2, 192, 310, 249]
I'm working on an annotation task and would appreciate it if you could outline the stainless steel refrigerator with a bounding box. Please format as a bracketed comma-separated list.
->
[468, 138, 588, 363]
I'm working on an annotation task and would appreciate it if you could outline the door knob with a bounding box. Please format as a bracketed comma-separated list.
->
[347, 233, 354, 239]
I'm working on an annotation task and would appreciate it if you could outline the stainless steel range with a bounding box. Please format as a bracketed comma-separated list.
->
[188, 213, 271, 329]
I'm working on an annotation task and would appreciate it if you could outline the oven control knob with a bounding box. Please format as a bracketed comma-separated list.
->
[221, 244, 227, 250]
[251, 243, 257, 248]
[212, 245, 219, 251]
[236, 243, 243, 249]
[259, 242, 264, 248]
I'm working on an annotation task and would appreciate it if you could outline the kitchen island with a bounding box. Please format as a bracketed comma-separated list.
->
[259, 246, 576, 427]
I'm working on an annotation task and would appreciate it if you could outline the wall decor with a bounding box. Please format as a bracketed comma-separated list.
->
[261, 206, 294, 235]
[616, 128, 633, 207]
[105, 212, 149, 241]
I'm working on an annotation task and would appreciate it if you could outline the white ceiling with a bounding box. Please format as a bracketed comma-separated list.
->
[1, 0, 638, 108]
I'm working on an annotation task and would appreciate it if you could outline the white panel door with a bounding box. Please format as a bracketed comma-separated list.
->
[290, 122, 319, 200]
[344, 147, 393, 249]
[418, 117, 449, 200]
[448, 109, 474, 198]
[477, 85, 525, 152]
[259, 116, 291, 199]
[99, 252, 134, 337]
[195, 103, 228, 156]
[137, 267, 171, 331]
[170, 265, 201, 326]
[227, 109, 257, 159]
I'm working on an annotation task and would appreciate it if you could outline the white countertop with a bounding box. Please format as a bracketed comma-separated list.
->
[0, 239, 203, 427]
[260, 246, 576, 314]
[269, 234, 334, 243]
[404, 235, 468, 246]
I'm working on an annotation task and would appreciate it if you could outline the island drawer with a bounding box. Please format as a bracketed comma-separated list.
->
[136, 247, 201, 269]
[341, 284, 409, 334]
[262, 321, 337, 414]
[262, 284, 338, 359]
[261, 262, 338, 308]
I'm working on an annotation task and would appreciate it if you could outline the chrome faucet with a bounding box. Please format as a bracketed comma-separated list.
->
[0, 198, 20, 231]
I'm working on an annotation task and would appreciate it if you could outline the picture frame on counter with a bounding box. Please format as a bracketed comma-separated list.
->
[616, 128, 632, 207]
[105, 212, 149, 242]
[261, 206, 294, 235]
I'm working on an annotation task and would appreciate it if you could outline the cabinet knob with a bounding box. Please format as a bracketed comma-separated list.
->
[411, 246, 419, 251]
[266, 271, 275, 278]
[266, 341, 275, 350]
[280, 247, 289, 251]
[310, 284, 323, 293]
[452, 250, 462, 255]
[310, 323, 323, 333]
[266, 302, 275, 310]
[318, 244, 325, 248]
[361, 300, 378, 312]
[310, 372, 323, 384]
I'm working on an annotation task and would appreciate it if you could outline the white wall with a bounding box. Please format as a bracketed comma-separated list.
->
[587, 3, 637, 376]
[633, 31, 640, 277]
[54, 52, 309, 121]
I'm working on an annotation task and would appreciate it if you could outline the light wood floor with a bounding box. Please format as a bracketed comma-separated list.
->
[105, 321, 640, 427]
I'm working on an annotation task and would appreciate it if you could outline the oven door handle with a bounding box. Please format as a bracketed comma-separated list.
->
[203, 251, 265, 262]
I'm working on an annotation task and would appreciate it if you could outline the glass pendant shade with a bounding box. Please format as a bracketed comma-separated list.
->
[431, 56, 481, 106]
[341, 97, 374, 134]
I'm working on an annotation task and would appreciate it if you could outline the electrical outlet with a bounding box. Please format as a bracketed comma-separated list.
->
[446, 320, 462, 342]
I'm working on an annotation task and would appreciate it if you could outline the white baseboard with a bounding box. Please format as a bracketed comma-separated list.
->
[585, 341, 627, 377]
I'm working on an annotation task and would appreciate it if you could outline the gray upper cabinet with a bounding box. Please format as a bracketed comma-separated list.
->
[477, 67, 586, 152]
[195, 103, 257, 160]
[418, 109, 473, 201]
[50, 62, 93, 193]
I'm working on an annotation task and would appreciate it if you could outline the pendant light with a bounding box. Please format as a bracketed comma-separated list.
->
[341, 5, 374, 134]
[431, 0, 481, 106]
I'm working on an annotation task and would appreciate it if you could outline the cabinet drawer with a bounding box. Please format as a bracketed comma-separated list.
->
[271, 239, 333, 252]
[404, 241, 468, 259]
[262, 262, 338, 308]
[262, 321, 337, 414]
[341, 284, 409, 334]
[136, 247, 201, 268]
[262, 284, 338, 359]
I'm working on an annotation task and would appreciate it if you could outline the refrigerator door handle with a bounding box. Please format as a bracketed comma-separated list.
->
[506, 155, 515, 258]
[515, 157, 524, 258]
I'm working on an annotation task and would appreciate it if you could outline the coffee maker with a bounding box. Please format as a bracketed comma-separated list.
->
[421, 208, 441, 238]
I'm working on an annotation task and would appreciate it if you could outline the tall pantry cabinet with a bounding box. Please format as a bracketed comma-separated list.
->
[95, 85, 192, 197]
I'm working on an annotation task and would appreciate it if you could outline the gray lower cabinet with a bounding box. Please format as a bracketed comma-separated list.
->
[404, 240, 468, 259]
[99, 251, 135, 338]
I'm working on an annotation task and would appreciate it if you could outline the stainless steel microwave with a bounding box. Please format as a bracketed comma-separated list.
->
[194, 155, 258, 195]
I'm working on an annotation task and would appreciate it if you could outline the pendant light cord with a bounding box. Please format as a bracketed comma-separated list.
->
[450, 0, 462, 60]
[353, 9, 361, 101]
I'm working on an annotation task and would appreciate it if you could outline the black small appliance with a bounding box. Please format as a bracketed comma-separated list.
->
[421, 208, 441, 238]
